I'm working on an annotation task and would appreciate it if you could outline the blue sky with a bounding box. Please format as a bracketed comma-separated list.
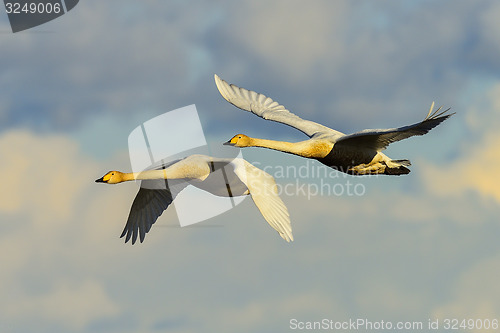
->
[1, 1, 500, 332]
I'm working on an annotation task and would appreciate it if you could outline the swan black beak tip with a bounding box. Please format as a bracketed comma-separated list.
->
[223, 140, 234, 146]
[95, 177, 105, 183]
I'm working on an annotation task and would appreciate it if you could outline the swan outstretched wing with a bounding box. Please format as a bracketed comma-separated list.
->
[120, 180, 188, 244]
[215, 74, 339, 138]
[335, 103, 454, 151]
[120, 158, 194, 244]
[230, 159, 293, 242]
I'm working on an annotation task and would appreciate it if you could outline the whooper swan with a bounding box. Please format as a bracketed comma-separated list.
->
[216, 74, 454, 176]
[95, 154, 292, 244]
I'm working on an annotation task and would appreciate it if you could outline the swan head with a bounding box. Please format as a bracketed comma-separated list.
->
[224, 134, 252, 147]
[95, 171, 126, 184]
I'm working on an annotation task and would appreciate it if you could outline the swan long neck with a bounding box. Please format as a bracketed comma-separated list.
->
[249, 138, 303, 155]
[122, 170, 170, 182]
[120, 163, 210, 183]
[248, 138, 330, 158]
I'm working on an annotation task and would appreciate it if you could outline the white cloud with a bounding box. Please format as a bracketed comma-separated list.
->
[6, 280, 120, 331]
[220, 1, 349, 80]
[203, 291, 347, 332]
[1, 126, 499, 332]
[433, 254, 500, 330]
[423, 133, 500, 203]
[0, 130, 92, 219]
[0, 1, 218, 129]
[0, 130, 125, 329]
[0, 0, 478, 132]
[421, 82, 500, 205]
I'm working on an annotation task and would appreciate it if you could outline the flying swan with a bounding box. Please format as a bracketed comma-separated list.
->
[95, 154, 292, 244]
[216, 74, 453, 175]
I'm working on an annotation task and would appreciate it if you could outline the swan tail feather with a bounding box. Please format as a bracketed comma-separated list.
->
[385, 165, 411, 175]
[384, 159, 411, 175]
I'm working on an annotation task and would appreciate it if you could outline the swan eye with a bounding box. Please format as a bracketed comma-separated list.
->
[111, 173, 115, 175]
[238, 136, 242, 139]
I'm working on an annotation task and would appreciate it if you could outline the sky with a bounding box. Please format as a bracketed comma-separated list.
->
[1, 1, 500, 332]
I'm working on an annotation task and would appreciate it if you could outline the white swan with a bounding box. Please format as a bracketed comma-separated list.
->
[95, 154, 292, 244]
[216, 74, 454, 175]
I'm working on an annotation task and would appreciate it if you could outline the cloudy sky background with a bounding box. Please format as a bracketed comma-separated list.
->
[1, 0, 500, 332]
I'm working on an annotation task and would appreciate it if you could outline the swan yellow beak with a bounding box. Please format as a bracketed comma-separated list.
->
[95, 173, 111, 183]
[224, 136, 240, 146]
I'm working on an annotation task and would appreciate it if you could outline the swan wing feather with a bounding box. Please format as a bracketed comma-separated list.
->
[230, 158, 293, 242]
[120, 180, 188, 244]
[215, 74, 338, 138]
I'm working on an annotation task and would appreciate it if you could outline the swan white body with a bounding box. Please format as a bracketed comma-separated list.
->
[216, 74, 453, 175]
[96, 155, 292, 244]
